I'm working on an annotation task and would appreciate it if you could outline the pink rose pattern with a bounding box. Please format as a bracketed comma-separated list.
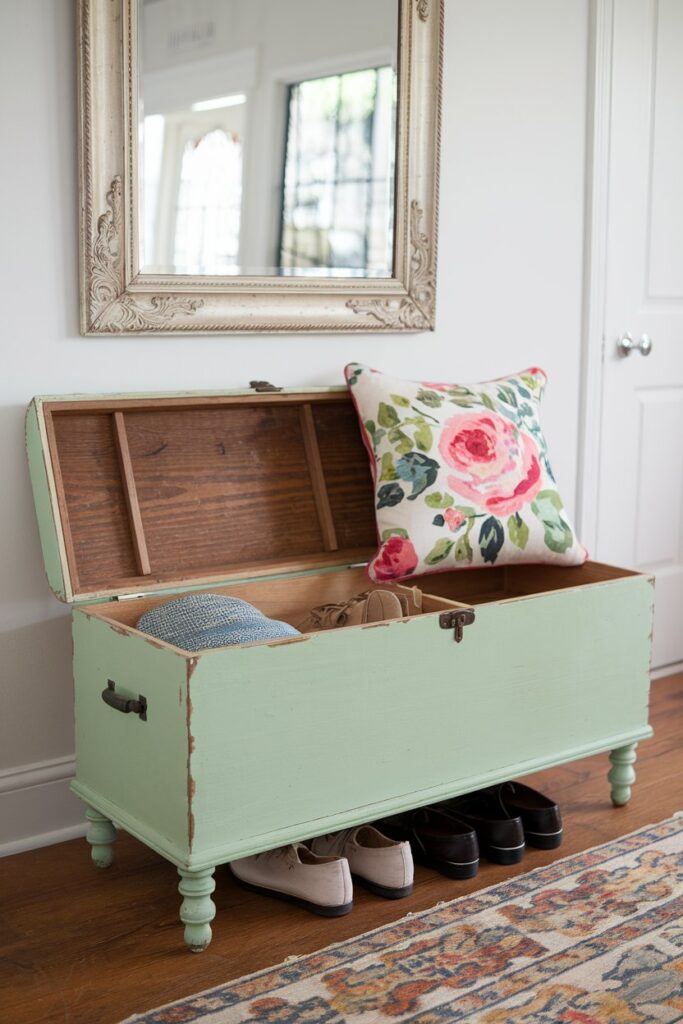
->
[444, 507, 467, 532]
[345, 363, 585, 582]
[438, 411, 542, 516]
[372, 536, 419, 581]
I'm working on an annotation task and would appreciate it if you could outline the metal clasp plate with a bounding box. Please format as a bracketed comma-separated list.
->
[439, 608, 476, 643]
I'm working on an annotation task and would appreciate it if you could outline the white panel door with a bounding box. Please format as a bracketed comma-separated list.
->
[598, 0, 683, 669]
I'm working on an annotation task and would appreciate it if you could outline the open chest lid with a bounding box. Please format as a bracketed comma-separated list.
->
[26, 384, 377, 603]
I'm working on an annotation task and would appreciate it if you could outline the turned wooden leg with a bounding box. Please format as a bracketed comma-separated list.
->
[608, 743, 638, 807]
[178, 868, 216, 952]
[85, 805, 117, 868]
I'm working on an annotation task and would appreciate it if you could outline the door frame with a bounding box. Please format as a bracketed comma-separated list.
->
[577, 0, 614, 557]
[581, 0, 683, 678]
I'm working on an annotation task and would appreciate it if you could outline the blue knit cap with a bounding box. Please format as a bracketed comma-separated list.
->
[136, 593, 300, 652]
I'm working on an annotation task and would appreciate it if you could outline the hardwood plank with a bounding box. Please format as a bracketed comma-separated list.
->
[0, 673, 680, 1024]
[50, 412, 140, 588]
[311, 400, 377, 552]
[77, 546, 376, 605]
[112, 412, 151, 576]
[299, 404, 338, 552]
[43, 396, 376, 599]
[42, 392, 347, 415]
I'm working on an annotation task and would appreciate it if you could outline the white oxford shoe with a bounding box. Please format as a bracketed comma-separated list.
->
[230, 842, 353, 917]
[311, 825, 414, 899]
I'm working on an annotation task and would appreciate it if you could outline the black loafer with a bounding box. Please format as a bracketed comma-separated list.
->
[494, 781, 563, 850]
[376, 807, 479, 880]
[444, 791, 525, 865]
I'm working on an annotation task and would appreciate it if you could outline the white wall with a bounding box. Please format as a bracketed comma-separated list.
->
[0, 0, 590, 854]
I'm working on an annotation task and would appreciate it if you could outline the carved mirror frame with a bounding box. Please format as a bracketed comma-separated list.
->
[78, 0, 443, 335]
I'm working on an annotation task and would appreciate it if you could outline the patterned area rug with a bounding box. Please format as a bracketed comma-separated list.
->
[123, 817, 683, 1023]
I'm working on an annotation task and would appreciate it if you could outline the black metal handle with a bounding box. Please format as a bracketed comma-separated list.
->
[102, 680, 147, 720]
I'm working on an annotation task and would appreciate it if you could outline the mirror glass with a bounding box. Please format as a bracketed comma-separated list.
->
[138, 0, 400, 278]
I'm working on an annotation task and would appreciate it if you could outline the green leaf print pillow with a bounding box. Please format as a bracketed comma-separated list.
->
[345, 363, 587, 582]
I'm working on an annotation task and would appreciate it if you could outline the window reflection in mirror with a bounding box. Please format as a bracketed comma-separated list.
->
[280, 67, 396, 277]
[138, 0, 399, 279]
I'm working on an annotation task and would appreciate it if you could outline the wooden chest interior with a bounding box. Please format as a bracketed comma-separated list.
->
[85, 560, 640, 652]
[36, 386, 642, 644]
[39, 389, 377, 602]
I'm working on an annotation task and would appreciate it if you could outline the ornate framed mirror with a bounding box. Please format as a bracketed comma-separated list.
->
[78, 0, 443, 335]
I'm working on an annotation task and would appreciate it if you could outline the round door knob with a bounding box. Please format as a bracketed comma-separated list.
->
[617, 333, 653, 357]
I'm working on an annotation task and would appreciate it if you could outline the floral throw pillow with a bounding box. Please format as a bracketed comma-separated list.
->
[345, 363, 587, 582]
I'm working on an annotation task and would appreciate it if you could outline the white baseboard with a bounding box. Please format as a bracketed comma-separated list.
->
[651, 661, 683, 681]
[0, 754, 75, 794]
[0, 821, 88, 859]
[0, 755, 86, 859]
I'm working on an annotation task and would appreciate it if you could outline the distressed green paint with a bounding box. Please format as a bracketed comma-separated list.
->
[71, 611, 192, 861]
[608, 742, 638, 806]
[186, 576, 653, 868]
[178, 868, 216, 952]
[25, 400, 67, 600]
[70, 575, 653, 887]
[33, 385, 347, 404]
[85, 804, 117, 868]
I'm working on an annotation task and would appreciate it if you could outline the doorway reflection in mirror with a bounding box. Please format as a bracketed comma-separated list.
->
[143, 96, 245, 275]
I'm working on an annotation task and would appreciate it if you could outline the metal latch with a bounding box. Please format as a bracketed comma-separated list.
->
[249, 380, 282, 392]
[439, 608, 476, 643]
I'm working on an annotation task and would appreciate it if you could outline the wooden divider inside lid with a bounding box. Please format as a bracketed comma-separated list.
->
[42, 391, 377, 600]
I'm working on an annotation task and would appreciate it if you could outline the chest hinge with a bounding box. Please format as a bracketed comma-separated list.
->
[439, 608, 476, 643]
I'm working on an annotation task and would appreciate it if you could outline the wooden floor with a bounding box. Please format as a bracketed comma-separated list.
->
[2, 673, 682, 1024]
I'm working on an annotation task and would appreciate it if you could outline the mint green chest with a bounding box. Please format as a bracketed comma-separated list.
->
[26, 387, 654, 952]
